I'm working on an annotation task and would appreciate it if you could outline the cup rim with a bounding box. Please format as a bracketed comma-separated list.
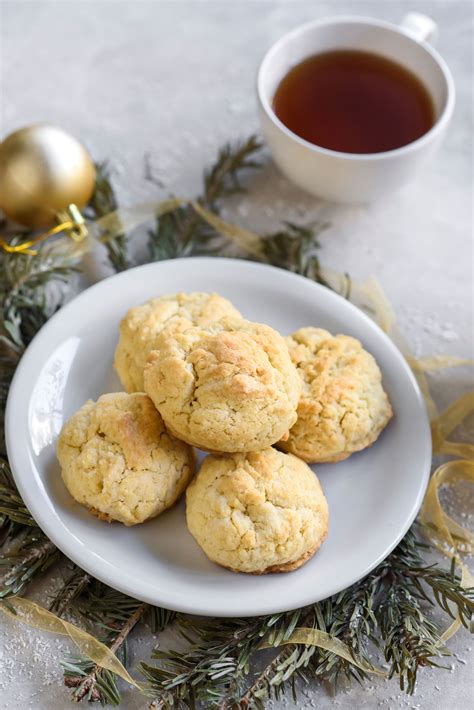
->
[257, 15, 456, 161]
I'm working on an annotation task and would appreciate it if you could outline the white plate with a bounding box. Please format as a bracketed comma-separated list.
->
[6, 258, 431, 617]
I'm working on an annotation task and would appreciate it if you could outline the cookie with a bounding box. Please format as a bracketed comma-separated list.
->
[57, 392, 195, 525]
[186, 448, 329, 574]
[143, 318, 301, 452]
[114, 292, 242, 392]
[280, 327, 392, 463]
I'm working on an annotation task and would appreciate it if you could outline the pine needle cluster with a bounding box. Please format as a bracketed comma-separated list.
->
[140, 531, 473, 708]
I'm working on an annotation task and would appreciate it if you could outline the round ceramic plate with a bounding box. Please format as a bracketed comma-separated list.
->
[6, 258, 431, 616]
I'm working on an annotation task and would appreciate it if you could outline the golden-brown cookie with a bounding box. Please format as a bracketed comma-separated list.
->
[143, 318, 301, 452]
[114, 292, 242, 392]
[186, 448, 328, 574]
[280, 327, 392, 463]
[57, 392, 195, 525]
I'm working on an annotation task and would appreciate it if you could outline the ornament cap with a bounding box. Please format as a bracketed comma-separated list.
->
[57, 204, 88, 242]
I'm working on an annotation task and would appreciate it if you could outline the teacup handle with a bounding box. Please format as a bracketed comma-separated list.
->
[400, 12, 439, 45]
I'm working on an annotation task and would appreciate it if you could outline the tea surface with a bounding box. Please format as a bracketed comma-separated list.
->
[272, 50, 435, 153]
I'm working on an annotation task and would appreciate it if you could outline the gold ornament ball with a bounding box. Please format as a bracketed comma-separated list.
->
[0, 124, 96, 229]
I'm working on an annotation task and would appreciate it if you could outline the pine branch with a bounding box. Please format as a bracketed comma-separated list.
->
[0, 528, 59, 598]
[147, 137, 337, 294]
[49, 566, 92, 617]
[149, 136, 262, 261]
[86, 161, 129, 272]
[140, 610, 305, 708]
[378, 581, 444, 694]
[62, 649, 127, 705]
[237, 645, 299, 709]
[237, 608, 317, 709]
[74, 580, 150, 626]
[238, 575, 380, 708]
[203, 136, 263, 210]
[62, 602, 147, 705]
[58, 579, 177, 704]
[393, 556, 474, 627]
[0, 242, 79, 318]
[376, 538, 473, 693]
[0, 458, 36, 546]
[261, 221, 333, 289]
[142, 530, 473, 708]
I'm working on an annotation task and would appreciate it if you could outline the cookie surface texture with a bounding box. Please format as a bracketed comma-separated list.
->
[186, 448, 329, 574]
[114, 292, 242, 392]
[281, 327, 392, 463]
[144, 318, 301, 452]
[57, 392, 195, 525]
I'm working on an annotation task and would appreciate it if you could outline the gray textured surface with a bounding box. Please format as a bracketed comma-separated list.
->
[0, 1, 473, 708]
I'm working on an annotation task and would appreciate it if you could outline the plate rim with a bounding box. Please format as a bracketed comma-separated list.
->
[5, 257, 431, 616]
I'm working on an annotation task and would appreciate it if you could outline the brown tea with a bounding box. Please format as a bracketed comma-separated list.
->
[272, 50, 435, 153]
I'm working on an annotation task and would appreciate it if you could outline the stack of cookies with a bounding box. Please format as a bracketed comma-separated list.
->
[57, 292, 392, 575]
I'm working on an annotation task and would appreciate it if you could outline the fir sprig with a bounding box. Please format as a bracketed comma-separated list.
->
[59, 578, 148, 698]
[140, 611, 305, 708]
[0, 528, 59, 598]
[62, 653, 126, 706]
[378, 581, 446, 694]
[62, 601, 147, 705]
[141, 531, 472, 708]
[49, 565, 92, 617]
[202, 136, 263, 210]
[149, 136, 263, 261]
[0, 458, 36, 545]
[57, 578, 177, 705]
[74, 580, 149, 626]
[261, 221, 332, 287]
[147, 138, 335, 292]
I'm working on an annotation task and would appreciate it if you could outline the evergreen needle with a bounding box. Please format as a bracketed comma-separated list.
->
[0, 530, 59, 598]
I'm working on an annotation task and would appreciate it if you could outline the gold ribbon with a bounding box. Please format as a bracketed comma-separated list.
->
[408, 356, 474, 373]
[430, 392, 474, 459]
[0, 597, 142, 689]
[0, 221, 77, 256]
[92, 198, 265, 257]
[1, 198, 266, 259]
[262, 628, 386, 676]
[419, 385, 474, 563]
[419, 460, 474, 557]
[189, 201, 264, 257]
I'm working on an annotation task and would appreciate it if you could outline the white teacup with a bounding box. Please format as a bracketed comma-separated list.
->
[257, 14, 455, 203]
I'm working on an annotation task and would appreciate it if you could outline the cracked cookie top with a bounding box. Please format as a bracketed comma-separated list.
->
[114, 292, 242, 392]
[143, 317, 301, 453]
[186, 448, 328, 574]
[280, 327, 392, 463]
[57, 392, 195, 525]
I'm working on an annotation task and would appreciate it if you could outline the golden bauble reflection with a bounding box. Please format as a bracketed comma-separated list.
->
[0, 124, 96, 229]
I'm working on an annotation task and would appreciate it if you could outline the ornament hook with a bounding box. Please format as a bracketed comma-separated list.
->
[0, 204, 88, 256]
